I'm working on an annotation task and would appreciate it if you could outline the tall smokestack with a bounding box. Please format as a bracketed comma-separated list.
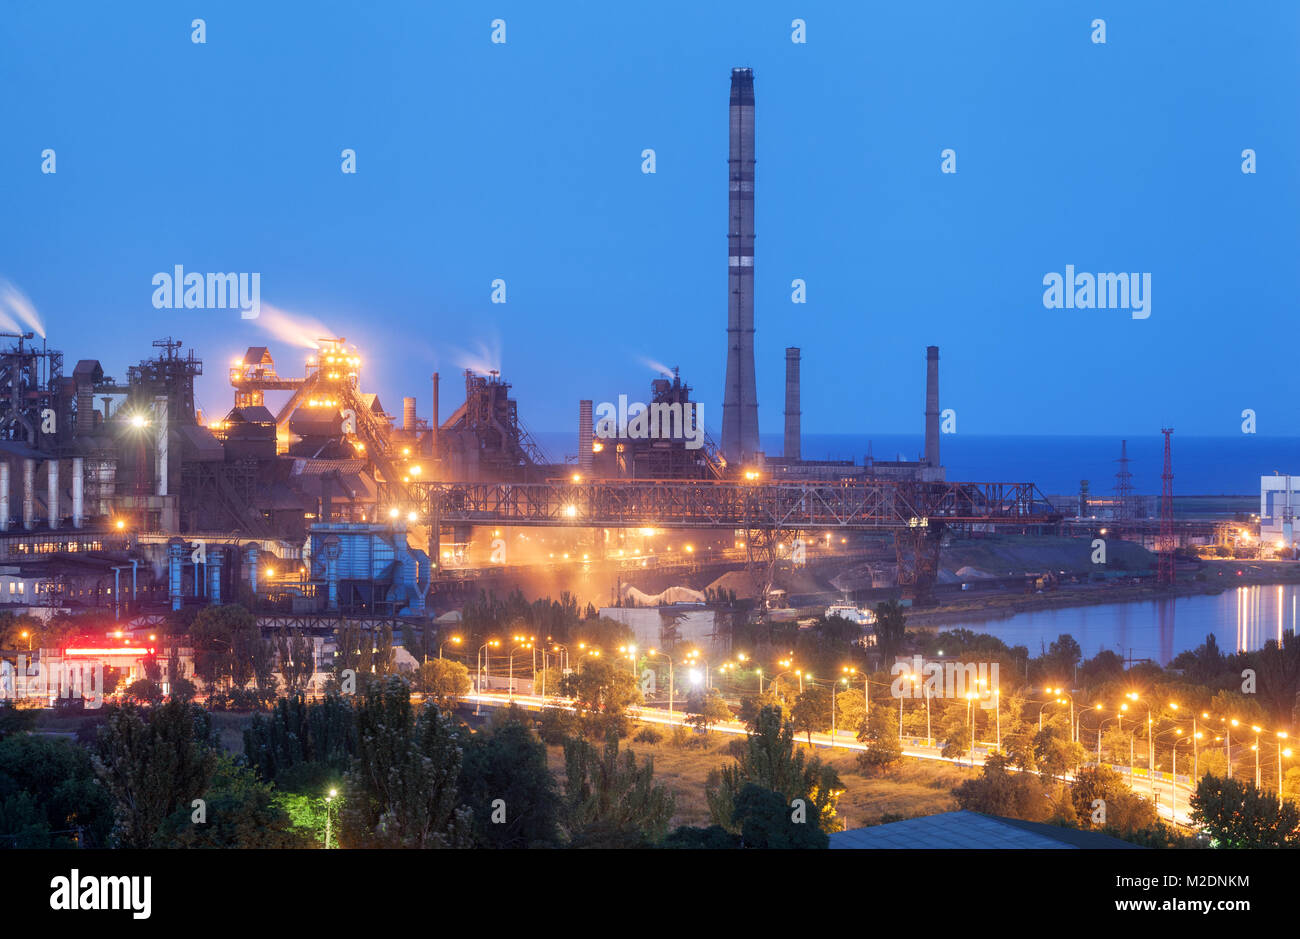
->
[722, 66, 759, 465]
[924, 346, 940, 468]
[579, 400, 593, 474]
[431, 373, 440, 462]
[783, 347, 800, 461]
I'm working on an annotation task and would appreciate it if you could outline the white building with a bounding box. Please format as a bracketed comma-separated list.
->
[1260, 475, 1299, 549]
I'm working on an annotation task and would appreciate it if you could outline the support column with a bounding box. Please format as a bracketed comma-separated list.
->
[22, 459, 35, 531]
[71, 457, 84, 529]
[209, 548, 224, 605]
[0, 462, 9, 532]
[168, 539, 185, 611]
[46, 459, 59, 530]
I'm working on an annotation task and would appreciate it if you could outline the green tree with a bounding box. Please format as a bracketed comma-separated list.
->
[561, 735, 675, 847]
[706, 706, 842, 834]
[953, 752, 1055, 822]
[337, 676, 472, 848]
[276, 628, 316, 696]
[686, 688, 732, 738]
[0, 734, 114, 847]
[561, 658, 643, 740]
[157, 754, 307, 848]
[1189, 774, 1300, 848]
[243, 694, 355, 789]
[791, 685, 832, 745]
[1069, 765, 1160, 836]
[873, 599, 908, 664]
[732, 782, 829, 849]
[414, 658, 472, 708]
[92, 701, 218, 848]
[458, 709, 562, 848]
[856, 703, 902, 774]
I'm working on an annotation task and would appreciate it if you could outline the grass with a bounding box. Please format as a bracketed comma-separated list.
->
[545, 729, 978, 830]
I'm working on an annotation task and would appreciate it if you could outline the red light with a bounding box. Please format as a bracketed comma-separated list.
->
[65, 647, 151, 657]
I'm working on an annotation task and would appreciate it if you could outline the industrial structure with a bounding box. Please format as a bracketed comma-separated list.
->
[721, 67, 760, 465]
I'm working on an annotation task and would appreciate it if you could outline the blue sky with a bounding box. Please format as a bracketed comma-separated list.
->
[2, 1, 1296, 439]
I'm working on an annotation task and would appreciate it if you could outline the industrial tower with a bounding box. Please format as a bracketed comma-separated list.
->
[721, 67, 759, 465]
[1113, 439, 1134, 530]
[1158, 428, 1175, 585]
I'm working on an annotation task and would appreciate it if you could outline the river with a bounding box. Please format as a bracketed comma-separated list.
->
[948, 584, 1300, 665]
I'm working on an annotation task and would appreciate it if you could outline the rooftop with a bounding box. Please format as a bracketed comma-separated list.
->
[829, 811, 1143, 850]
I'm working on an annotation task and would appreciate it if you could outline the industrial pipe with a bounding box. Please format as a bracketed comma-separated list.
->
[46, 459, 59, 530]
[22, 459, 34, 531]
[71, 457, 84, 529]
[0, 462, 9, 532]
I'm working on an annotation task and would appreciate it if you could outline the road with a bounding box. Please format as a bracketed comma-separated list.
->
[463, 690, 1196, 827]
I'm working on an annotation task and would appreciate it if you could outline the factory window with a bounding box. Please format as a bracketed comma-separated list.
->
[17, 583, 23, 594]
[7, 583, 12, 595]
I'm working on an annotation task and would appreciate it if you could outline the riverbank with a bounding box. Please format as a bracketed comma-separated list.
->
[908, 559, 1300, 630]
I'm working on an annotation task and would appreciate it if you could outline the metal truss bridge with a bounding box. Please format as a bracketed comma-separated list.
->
[399, 478, 1059, 533]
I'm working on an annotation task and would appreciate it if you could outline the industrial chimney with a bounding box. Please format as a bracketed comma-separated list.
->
[783, 347, 800, 461]
[721, 67, 759, 465]
[924, 346, 940, 468]
[431, 373, 440, 462]
[579, 400, 593, 473]
[403, 396, 417, 433]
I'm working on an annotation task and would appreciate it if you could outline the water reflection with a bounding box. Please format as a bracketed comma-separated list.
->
[960, 583, 1300, 666]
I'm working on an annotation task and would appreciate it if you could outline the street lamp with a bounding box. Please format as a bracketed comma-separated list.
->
[475, 639, 500, 715]
[1172, 731, 1194, 822]
[646, 648, 675, 717]
[438, 635, 462, 661]
[1248, 723, 1258, 790]
[1045, 686, 1075, 742]
[1126, 692, 1155, 801]
[1278, 733, 1293, 806]
[508, 642, 532, 702]
[324, 788, 338, 849]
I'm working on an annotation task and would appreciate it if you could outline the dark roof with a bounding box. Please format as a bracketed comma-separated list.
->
[224, 405, 276, 425]
[73, 359, 104, 382]
[829, 811, 1143, 850]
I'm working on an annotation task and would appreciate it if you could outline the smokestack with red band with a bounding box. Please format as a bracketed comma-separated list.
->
[431, 373, 440, 463]
[784, 347, 800, 461]
[925, 346, 940, 468]
[722, 67, 759, 464]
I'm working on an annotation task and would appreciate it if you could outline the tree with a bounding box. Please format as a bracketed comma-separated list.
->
[707, 706, 842, 834]
[92, 701, 218, 848]
[732, 782, 829, 849]
[686, 688, 732, 738]
[835, 689, 866, 739]
[561, 658, 643, 740]
[0, 734, 114, 847]
[1189, 774, 1300, 848]
[791, 685, 832, 746]
[459, 710, 562, 848]
[953, 752, 1055, 822]
[337, 676, 472, 848]
[243, 694, 356, 789]
[873, 599, 908, 664]
[415, 659, 472, 708]
[125, 679, 164, 706]
[1033, 727, 1088, 777]
[856, 703, 902, 774]
[276, 628, 316, 696]
[157, 754, 307, 848]
[661, 824, 741, 849]
[561, 735, 675, 847]
[1069, 765, 1160, 836]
